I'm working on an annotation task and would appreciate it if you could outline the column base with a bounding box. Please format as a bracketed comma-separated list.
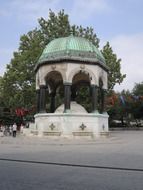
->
[102, 111, 108, 115]
[64, 109, 71, 113]
[92, 110, 99, 114]
[39, 110, 46, 113]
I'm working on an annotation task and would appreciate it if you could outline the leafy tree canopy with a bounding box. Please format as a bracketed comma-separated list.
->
[132, 82, 143, 96]
[101, 42, 126, 90]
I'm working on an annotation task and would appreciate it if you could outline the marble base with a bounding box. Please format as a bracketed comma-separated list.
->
[23, 113, 109, 139]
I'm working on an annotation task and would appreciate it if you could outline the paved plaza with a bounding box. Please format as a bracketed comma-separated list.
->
[0, 131, 143, 189]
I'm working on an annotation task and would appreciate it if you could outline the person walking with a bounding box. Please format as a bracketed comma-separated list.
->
[12, 123, 17, 137]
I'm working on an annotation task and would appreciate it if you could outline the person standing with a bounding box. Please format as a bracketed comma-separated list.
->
[9, 125, 12, 136]
[0, 125, 4, 137]
[12, 123, 17, 137]
[20, 123, 24, 134]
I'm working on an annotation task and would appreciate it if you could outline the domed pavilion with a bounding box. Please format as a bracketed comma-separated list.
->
[30, 35, 109, 138]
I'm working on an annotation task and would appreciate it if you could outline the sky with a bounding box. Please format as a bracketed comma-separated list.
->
[0, 0, 143, 91]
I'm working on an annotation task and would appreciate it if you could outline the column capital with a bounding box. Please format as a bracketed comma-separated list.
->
[63, 82, 72, 86]
[91, 84, 99, 88]
[102, 88, 108, 94]
[39, 85, 47, 89]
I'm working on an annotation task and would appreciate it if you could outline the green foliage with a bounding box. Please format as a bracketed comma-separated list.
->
[39, 9, 99, 47]
[132, 82, 143, 96]
[131, 82, 143, 120]
[101, 42, 126, 90]
[0, 77, 4, 106]
[76, 86, 91, 112]
[1, 29, 43, 109]
[108, 88, 143, 128]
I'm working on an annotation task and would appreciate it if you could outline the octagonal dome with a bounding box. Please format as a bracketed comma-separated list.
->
[36, 35, 106, 70]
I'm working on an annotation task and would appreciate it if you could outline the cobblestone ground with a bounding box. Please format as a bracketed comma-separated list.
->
[0, 131, 143, 190]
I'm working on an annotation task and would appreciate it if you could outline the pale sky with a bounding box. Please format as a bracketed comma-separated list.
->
[0, 0, 143, 91]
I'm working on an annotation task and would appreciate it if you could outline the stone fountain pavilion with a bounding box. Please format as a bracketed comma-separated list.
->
[26, 35, 109, 138]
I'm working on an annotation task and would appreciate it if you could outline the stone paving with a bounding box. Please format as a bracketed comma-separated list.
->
[0, 131, 143, 189]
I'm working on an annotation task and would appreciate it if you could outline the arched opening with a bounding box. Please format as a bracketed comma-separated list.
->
[45, 71, 63, 113]
[72, 71, 91, 112]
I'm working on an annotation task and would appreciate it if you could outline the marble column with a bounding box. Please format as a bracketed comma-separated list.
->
[50, 91, 56, 113]
[101, 89, 107, 114]
[39, 85, 46, 113]
[71, 86, 77, 101]
[91, 85, 98, 113]
[36, 89, 40, 113]
[64, 83, 71, 113]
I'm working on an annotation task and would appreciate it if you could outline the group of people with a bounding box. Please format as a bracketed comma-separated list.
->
[0, 123, 24, 137]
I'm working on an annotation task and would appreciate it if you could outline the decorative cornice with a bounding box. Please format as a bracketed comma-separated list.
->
[35, 59, 109, 73]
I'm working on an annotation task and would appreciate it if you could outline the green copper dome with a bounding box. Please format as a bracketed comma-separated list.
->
[36, 35, 106, 69]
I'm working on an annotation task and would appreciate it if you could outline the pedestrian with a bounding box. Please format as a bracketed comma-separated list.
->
[2, 125, 5, 136]
[9, 125, 12, 136]
[0, 125, 4, 137]
[12, 123, 17, 137]
[20, 123, 24, 134]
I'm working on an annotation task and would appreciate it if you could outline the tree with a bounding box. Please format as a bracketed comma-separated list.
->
[1, 9, 124, 110]
[101, 42, 126, 90]
[107, 90, 128, 127]
[132, 82, 143, 96]
[1, 29, 44, 109]
[39, 9, 99, 47]
[132, 82, 143, 123]
[107, 87, 143, 128]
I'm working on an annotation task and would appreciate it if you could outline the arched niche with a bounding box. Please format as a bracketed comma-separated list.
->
[36, 65, 66, 88]
[45, 71, 63, 91]
[45, 71, 64, 113]
[71, 71, 91, 112]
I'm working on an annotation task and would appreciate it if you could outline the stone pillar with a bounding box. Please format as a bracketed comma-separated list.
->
[39, 85, 46, 113]
[71, 87, 77, 101]
[50, 91, 56, 113]
[101, 89, 107, 114]
[91, 85, 98, 113]
[64, 83, 71, 113]
[36, 89, 40, 113]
